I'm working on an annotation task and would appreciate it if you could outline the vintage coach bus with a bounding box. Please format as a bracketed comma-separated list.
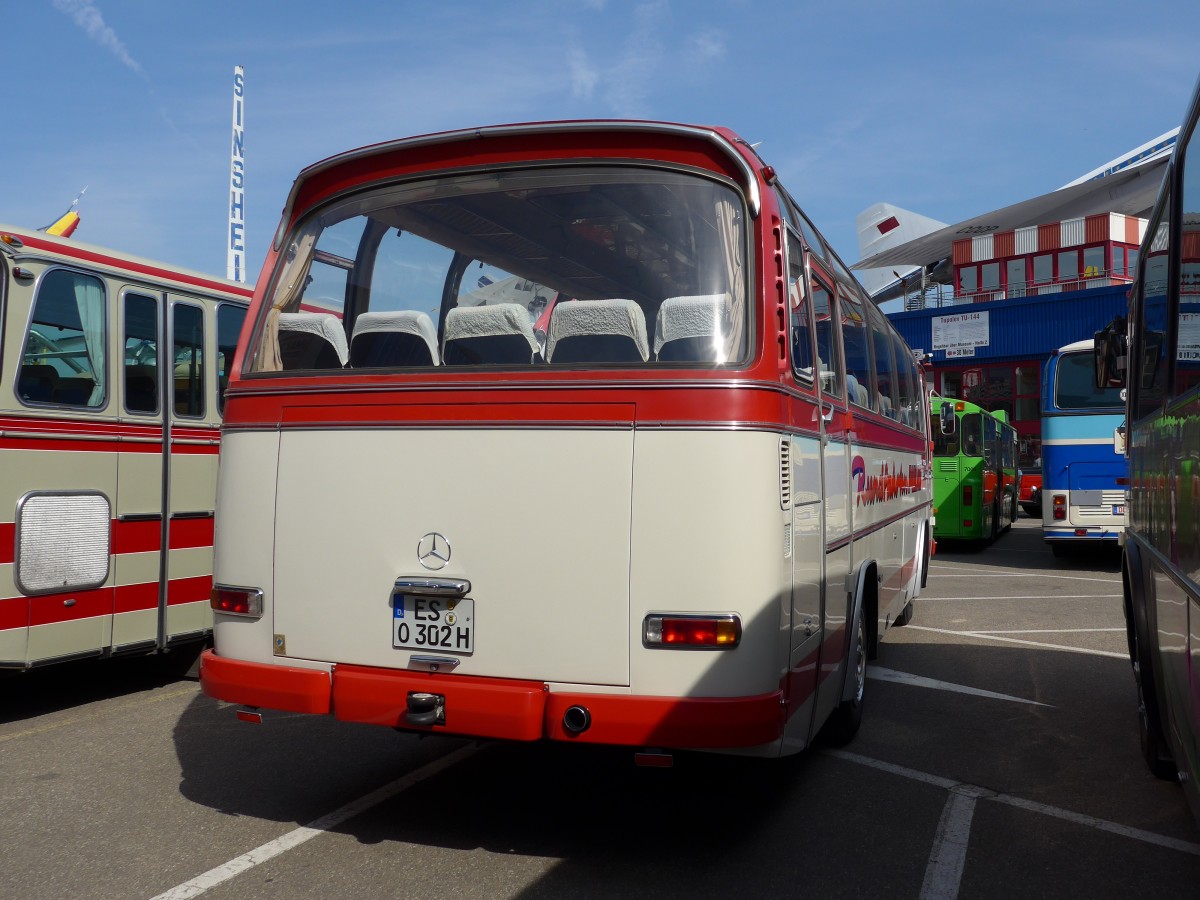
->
[200, 121, 934, 758]
[0, 225, 249, 669]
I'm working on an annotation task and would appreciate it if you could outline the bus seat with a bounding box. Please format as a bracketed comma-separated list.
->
[545, 298, 649, 364]
[124, 364, 159, 413]
[653, 294, 729, 362]
[441, 303, 541, 365]
[278, 312, 348, 370]
[18, 364, 59, 403]
[350, 310, 439, 367]
[846, 373, 870, 408]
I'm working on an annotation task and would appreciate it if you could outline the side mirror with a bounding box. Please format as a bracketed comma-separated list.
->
[1093, 318, 1127, 389]
[939, 401, 956, 435]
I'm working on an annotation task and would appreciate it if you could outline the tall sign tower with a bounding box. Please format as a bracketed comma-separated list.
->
[227, 65, 246, 282]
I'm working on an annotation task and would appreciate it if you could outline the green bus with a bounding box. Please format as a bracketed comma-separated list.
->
[930, 396, 1019, 541]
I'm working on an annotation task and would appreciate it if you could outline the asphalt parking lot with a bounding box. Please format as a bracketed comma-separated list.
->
[2, 515, 1198, 899]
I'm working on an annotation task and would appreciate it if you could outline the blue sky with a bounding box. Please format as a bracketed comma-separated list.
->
[6, 0, 1199, 285]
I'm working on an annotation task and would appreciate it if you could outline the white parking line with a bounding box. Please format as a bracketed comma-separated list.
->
[869, 667, 1052, 707]
[920, 786, 991, 900]
[827, 749, 1200, 859]
[151, 743, 480, 900]
[924, 595, 1122, 601]
[971, 627, 1124, 635]
[903, 625, 1127, 659]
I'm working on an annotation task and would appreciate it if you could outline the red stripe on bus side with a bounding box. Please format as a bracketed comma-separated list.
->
[0, 596, 28, 630]
[0, 522, 13, 565]
[0, 575, 214, 628]
[29, 588, 113, 626]
[115, 582, 159, 614]
[113, 519, 160, 555]
[170, 518, 215, 549]
[167, 575, 212, 606]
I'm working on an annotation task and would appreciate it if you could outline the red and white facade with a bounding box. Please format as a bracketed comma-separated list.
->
[953, 212, 1146, 303]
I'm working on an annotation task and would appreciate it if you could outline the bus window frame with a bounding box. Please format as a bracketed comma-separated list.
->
[121, 287, 163, 418]
[18, 264, 111, 413]
[1130, 181, 1175, 425]
[785, 225, 817, 393]
[807, 261, 845, 405]
[836, 285, 877, 413]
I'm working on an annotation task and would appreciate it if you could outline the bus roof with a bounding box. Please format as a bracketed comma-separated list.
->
[0, 222, 254, 300]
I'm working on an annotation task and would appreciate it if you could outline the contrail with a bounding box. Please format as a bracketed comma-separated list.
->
[52, 0, 146, 79]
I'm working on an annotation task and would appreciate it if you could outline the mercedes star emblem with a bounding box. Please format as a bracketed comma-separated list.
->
[417, 532, 451, 570]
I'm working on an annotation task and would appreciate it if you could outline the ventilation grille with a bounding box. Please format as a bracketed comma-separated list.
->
[779, 438, 792, 509]
[16, 492, 111, 595]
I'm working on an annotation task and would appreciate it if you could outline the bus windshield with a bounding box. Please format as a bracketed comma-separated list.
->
[250, 166, 750, 373]
[1054, 350, 1124, 410]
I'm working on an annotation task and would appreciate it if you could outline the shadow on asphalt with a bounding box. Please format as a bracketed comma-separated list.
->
[934, 518, 1122, 573]
[0, 642, 203, 725]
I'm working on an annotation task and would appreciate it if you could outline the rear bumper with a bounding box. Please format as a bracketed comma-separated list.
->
[199, 649, 784, 748]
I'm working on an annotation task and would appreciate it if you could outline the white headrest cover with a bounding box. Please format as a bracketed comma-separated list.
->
[653, 294, 729, 354]
[278, 312, 348, 366]
[442, 303, 539, 353]
[352, 310, 439, 363]
[546, 299, 650, 362]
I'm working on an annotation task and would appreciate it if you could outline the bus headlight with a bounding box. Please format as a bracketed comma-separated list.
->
[643, 614, 741, 648]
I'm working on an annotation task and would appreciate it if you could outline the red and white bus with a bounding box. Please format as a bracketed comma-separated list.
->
[200, 121, 933, 757]
[0, 225, 249, 669]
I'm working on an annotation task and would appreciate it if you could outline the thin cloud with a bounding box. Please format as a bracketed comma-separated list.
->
[52, 0, 146, 79]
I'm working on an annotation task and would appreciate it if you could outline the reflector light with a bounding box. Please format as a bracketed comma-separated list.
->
[1075, 529, 1088, 536]
[964, 520, 973, 528]
[643, 614, 741, 648]
[211, 584, 263, 617]
[877, 216, 900, 235]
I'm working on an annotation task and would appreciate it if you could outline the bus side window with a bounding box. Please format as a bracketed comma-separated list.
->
[217, 303, 247, 413]
[21, 268, 106, 409]
[123, 292, 159, 415]
[892, 332, 918, 429]
[786, 230, 815, 387]
[173, 303, 205, 418]
[1175, 120, 1200, 396]
[838, 290, 876, 411]
[810, 274, 842, 401]
[868, 307, 899, 421]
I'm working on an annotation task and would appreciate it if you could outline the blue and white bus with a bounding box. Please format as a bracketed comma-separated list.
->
[1041, 338, 1126, 556]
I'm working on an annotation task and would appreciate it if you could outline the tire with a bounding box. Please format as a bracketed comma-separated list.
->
[1134, 658, 1178, 781]
[821, 604, 866, 746]
[894, 601, 914, 627]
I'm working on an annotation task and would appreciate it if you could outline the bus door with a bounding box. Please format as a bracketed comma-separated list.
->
[111, 288, 168, 652]
[10, 266, 117, 664]
[808, 269, 853, 730]
[784, 230, 825, 722]
[164, 296, 228, 644]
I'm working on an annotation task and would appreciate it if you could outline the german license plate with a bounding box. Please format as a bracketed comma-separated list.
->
[393, 595, 474, 653]
[1113, 505, 1125, 516]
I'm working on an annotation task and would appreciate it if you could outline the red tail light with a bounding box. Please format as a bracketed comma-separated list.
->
[644, 614, 741, 648]
[1053, 494, 1066, 521]
[963, 485, 973, 505]
[211, 584, 264, 617]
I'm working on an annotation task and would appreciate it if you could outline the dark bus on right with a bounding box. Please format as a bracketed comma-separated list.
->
[1095, 72, 1200, 824]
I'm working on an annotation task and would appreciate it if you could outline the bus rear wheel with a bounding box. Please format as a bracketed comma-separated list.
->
[821, 605, 866, 746]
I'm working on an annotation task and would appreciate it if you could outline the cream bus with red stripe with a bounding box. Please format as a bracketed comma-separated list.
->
[0, 225, 249, 669]
[201, 121, 932, 757]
